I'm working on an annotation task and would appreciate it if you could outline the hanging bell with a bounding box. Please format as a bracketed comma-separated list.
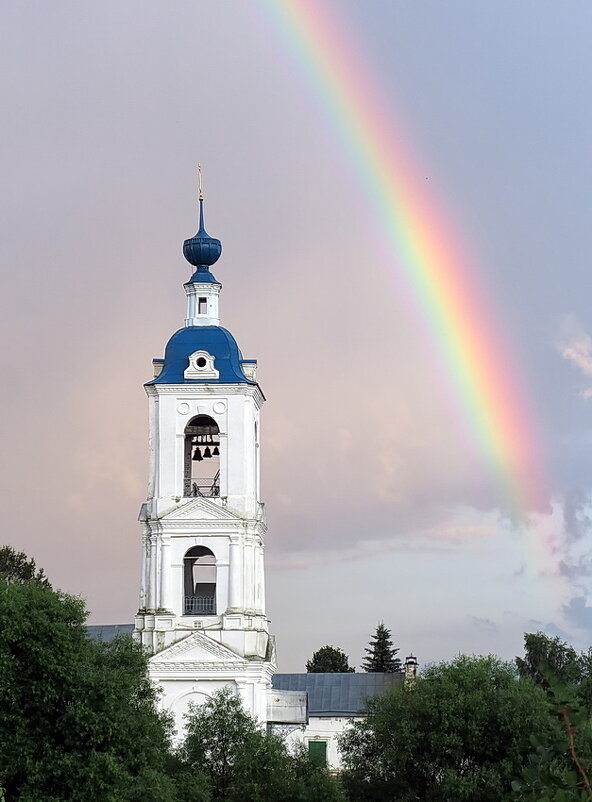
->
[192, 447, 203, 461]
[203, 446, 212, 458]
[213, 445, 219, 456]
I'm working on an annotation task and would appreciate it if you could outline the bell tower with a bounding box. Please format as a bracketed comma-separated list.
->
[134, 172, 275, 726]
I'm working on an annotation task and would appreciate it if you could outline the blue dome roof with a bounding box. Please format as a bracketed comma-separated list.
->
[148, 326, 255, 385]
[186, 267, 220, 284]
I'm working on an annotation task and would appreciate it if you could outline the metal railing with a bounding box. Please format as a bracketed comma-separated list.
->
[184, 596, 216, 615]
[184, 473, 220, 498]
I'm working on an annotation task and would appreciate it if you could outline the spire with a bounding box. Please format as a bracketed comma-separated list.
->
[183, 164, 222, 280]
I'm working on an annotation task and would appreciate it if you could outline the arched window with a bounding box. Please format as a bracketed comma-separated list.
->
[183, 415, 220, 498]
[183, 546, 216, 615]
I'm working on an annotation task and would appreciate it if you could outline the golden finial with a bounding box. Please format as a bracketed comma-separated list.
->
[198, 163, 204, 201]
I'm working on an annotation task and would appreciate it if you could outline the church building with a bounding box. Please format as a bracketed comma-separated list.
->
[88, 178, 417, 768]
[132, 181, 275, 727]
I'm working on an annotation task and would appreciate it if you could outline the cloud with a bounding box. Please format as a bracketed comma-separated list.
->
[557, 318, 592, 398]
[563, 596, 592, 632]
[470, 616, 498, 633]
[563, 489, 592, 542]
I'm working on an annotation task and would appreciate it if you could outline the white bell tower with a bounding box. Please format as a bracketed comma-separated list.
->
[134, 177, 275, 726]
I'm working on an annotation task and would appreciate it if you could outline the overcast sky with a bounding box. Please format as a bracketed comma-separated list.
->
[1, 1, 592, 671]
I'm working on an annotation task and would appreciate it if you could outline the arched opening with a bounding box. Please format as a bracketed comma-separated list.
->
[184, 415, 220, 497]
[183, 546, 216, 615]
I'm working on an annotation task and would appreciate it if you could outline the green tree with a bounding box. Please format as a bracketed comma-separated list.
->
[306, 645, 355, 673]
[362, 622, 401, 673]
[517, 632, 582, 688]
[340, 654, 559, 802]
[511, 634, 592, 801]
[0, 545, 49, 586]
[177, 688, 344, 802]
[0, 572, 176, 801]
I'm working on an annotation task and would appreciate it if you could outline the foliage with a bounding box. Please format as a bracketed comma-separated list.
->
[0, 574, 176, 801]
[517, 632, 582, 688]
[340, 654, 558, 802]
[306, 645, 355, 673]
[361, 622, 401, 673]
[176, 688, 345, 801]
[511, 637, 592, 802]
[517, 632, 592, 715]
[0, 546, 49, 586]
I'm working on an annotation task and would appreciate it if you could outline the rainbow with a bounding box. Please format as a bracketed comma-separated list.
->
[262, 0, 546, 513]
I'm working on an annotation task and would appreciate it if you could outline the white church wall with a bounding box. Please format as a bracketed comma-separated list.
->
[284, 716, 354, 771]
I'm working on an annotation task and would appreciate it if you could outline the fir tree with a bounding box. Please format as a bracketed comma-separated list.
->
[362, 622, 401, 673]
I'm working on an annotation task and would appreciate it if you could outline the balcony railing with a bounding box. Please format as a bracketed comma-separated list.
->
[184, 596, 216, 615]
[184, 474, 220, 498]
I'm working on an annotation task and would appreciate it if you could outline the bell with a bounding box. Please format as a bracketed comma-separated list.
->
[213, 445, 219, 456]
[192, 447, 203, 461]
[203, 447, 212, 458]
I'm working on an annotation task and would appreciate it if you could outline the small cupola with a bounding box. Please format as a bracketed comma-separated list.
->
[183, 165, 222, 327]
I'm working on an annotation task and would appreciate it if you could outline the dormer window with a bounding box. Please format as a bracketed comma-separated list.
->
[184, 350, 219, 380]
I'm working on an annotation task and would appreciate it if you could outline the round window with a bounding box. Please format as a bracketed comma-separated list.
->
[196, 357, 207, 368]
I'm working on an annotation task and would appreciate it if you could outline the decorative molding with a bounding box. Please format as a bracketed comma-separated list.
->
[158, 497, 244, 522]
[145, 383, 265, 408]
[149, 631, 247, 665]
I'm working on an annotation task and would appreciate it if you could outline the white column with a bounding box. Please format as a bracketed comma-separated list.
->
[228, 536, 243, 610]
[148, 535, 158, 609]
[160, 538, 172, 611]
[219, 433, 229, 497]
[254, 542, 265, 614]
[244, 535, 254, 611]
[139, 533, 148, 610]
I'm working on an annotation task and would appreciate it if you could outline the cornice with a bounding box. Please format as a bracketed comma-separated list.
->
[145, 383, 265, 407]
[150, 661, 247, 673]
[150, 519, 265, 536]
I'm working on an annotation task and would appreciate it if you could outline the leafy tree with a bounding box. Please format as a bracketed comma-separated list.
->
[0, 545, 49, 586]
[176, 688, 344, 801]
[340, 654, 559, 802]
[511, 635, 592, 801]
[517, 632, 582, 688]
[306, 645, 355, 673]
[0, 572, 176, 801]
[362, 622, 401, 673]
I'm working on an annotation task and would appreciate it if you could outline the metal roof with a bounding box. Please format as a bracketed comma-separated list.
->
[147, 325, 255, 386]
[86, 624, 134, 642]
[272, 673, 403, 716]
[84, 629, 403, 715]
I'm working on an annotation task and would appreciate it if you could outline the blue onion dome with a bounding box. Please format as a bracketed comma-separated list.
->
[183, 198, 222, 279]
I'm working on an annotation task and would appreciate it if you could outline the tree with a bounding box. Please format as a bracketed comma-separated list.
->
[176, 688, 345, 801]
[0, 545, 49, 586]
[0, 571, 176, 801]
[517, 632, 582, 688]
[362, 622, 401, 673]
[517, 631, 592, 717]
[340, 654, 559, 802]
[511, 632, 592, 801]
[306, 645, 355, 673]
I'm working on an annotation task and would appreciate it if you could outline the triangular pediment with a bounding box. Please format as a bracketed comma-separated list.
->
[149, 631, 247, 667]
[159, 497, 242, 522]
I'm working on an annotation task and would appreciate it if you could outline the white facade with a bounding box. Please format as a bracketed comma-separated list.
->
[281, 717, 353, 771]
[133, 203, 275, 732]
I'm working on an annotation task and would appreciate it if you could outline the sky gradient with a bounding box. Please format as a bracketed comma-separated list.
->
[2, 1, 592, 670]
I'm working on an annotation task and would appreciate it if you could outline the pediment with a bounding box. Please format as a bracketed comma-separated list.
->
[149, 631, 246, 667]
[159, 497, 242, 522]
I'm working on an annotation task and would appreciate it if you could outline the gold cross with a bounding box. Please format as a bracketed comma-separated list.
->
[198, 163, 204, 201]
